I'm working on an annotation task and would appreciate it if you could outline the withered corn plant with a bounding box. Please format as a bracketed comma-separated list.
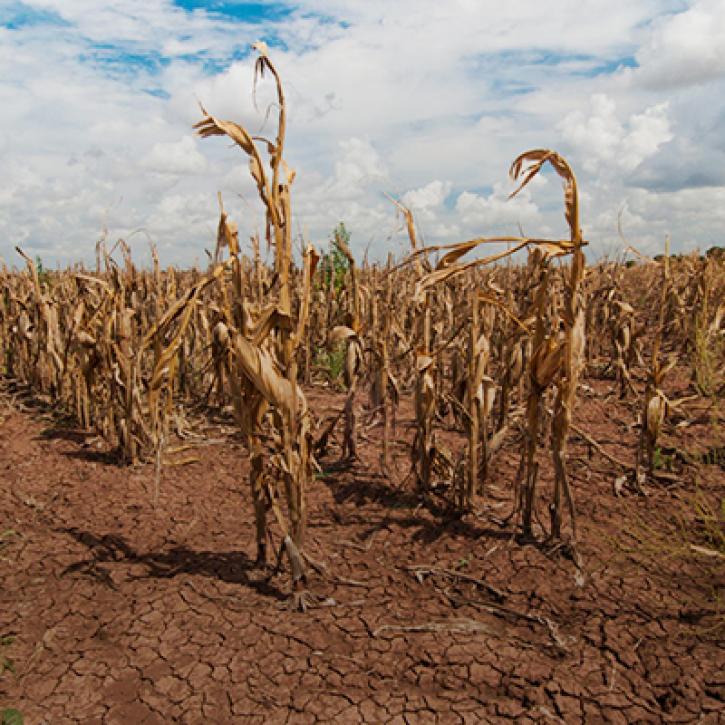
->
[636, 244, 676, 487]
[327, 228, 363, 461]
[456, 289, 496, 508]
[508, 151, 586, 546]
[402, 150, 587, 544]
[689, 255, 724, 398]
[368, 270, 400, 471]
[194, 43, 317, 608]
[393, 198, 438, 493]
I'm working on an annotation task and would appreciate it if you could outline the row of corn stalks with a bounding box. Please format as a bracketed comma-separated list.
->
[1, 47, 722, 600]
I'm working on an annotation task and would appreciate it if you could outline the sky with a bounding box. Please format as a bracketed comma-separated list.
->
[1, 0, 724, 268]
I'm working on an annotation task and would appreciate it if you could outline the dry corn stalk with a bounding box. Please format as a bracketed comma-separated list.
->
[515, 249, 556, 539]
[636, 241, 677, 486]
[329, 323, 363, 459]
[194, 44, 315, 607]
[372, 280, 400, 470]
[394, 200, 437, 492]
[328, 226, 363, 461]
[401, 149, 586, 545]
[509, 150, 586, 545]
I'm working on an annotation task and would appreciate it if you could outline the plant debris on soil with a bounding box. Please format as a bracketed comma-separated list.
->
[1, 383, 723, 724]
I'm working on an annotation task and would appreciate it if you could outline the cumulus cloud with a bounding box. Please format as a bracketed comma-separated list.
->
[455, 183, 540, 231]
[588, 186, 725, 257]
[630, 0, 725, 90]
[558, 94, 672, 174]
[402, 180, 452, 216]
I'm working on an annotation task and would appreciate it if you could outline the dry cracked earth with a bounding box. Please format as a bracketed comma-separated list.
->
[1, 384, 723, 724]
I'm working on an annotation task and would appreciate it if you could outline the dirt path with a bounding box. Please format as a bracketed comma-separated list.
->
[1, 388, 723, 724]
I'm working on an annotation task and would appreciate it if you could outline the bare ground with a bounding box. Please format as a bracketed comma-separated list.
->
[1, 381, 723, 724]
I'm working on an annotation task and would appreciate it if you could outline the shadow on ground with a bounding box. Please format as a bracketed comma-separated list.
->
[59, 528, 287, 601]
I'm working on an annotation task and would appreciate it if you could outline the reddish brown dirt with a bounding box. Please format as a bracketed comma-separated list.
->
[1, 383, 723, 724]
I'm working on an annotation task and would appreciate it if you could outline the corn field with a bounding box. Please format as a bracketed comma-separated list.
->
[1, 47, 723, 608]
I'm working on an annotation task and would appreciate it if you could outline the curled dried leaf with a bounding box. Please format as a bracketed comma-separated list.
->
[329, 325, 358, 345]
[510, 149, 582, 245]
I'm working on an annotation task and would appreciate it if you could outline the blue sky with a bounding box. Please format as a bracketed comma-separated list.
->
[1, 0, 724, 266]
[2, 3, 69, 29]
[173, 1, 293, 22]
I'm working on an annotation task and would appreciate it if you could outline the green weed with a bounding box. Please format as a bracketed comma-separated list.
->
[318, 222, 351, 296]
[1, 635, 16, 678]
[1, 709, 24, 725]
[315, 345, 346, 384]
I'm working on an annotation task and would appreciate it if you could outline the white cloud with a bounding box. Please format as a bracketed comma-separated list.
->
[587, 186, 725, 257]
[558, 94, 672, 174]
[456, 182, 541, 232]
[630, 0, 725, 90]
[397, 180, 456, 241]
[332, 137, 387, 191]
[143, 135, 208, 175]
[402, 180, 452, 213]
